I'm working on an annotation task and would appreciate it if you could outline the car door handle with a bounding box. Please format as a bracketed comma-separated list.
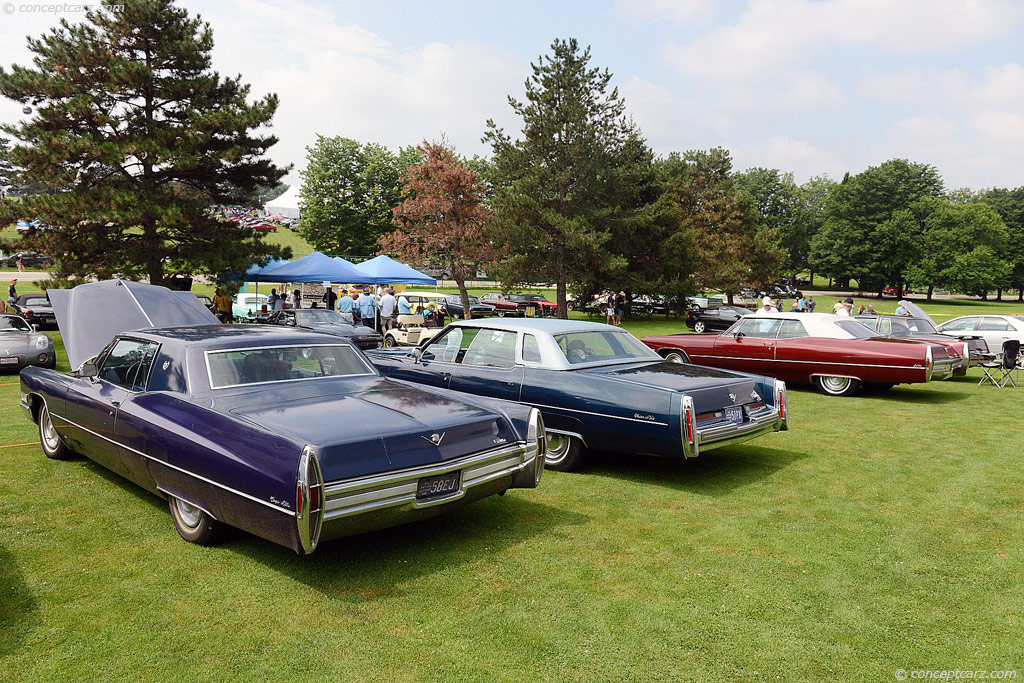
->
[442, 372, 451, 380]
[111, 400, 121, 408]
[503, 381, 516, 387]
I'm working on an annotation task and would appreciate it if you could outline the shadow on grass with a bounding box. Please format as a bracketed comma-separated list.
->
[786, 383, 972, 405]
[582, 445, 809, 496]
[0, 544, 37, 657]
[224, 496, 583, 602]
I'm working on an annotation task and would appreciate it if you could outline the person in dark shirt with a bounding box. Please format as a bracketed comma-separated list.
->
[322, 287, 338, 311]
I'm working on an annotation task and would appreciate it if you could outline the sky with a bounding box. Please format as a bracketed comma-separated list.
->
[1, 0, 1023, 190]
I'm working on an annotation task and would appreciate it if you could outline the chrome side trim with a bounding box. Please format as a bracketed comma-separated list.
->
[322, 442, 533, 521]
[57, 414, 295, 517]
[523, 402, 668, 426]
[544, 428, 588, 447]
[687, 354, 924, 370]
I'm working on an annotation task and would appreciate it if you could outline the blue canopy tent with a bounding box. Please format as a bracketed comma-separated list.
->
[355, 254, 436, 285]
[244, 257, 291, 283]
[258, 250, 376, 283]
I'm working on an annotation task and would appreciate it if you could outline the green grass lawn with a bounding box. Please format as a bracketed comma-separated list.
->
[1, 309, 1022, 679]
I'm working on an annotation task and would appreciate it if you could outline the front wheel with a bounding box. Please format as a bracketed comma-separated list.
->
[39, 402, 73, 460]
[497, 310, 506, 317]
[383, 335, 397, 347]
[815, 375, 860, 397]
[544, 433, 586, 472]
[168, 496, 223, 546]
[693, 320, 707, 333]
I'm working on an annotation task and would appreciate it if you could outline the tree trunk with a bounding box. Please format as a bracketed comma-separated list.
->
[726, 291, 735, 305]
[555, 239, 568, 320]
[996, 288, 1003, 301]
[927, 284, 934, 302]
[1018, 289, 1023, 302]
[143, 218, 163, 285]
[456, 278, 472, 320]
[809, 270, 814, 287]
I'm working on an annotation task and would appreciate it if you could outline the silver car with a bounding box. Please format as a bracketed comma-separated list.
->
[0, 314, 56, 371]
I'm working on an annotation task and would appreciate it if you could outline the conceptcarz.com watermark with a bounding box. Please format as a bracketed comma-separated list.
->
[896, 671, 1017, 680]
[2, 3, 123, 14]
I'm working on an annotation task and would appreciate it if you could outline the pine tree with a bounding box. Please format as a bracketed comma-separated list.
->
[0, 0, 289, 284]
[484, 38, 630, 318]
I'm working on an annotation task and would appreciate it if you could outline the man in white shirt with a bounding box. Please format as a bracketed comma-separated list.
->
[754, 296, 778, 316]
[379, 288, 397, 330]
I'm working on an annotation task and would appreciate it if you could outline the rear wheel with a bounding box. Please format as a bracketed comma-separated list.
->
[662, 350, 689, 364]
[39, 402, 73, 460]
[815, 375, 860, 397]
[497, 310, 506, 317]
[693, 320, 707, 333]
[168, 496, 223, 546]
[383, 335, 397, 347]
[544, 433, 585, 472]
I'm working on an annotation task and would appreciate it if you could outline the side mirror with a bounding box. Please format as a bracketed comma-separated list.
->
[31, 324, 40, 332]
[80, 362, 98, 378]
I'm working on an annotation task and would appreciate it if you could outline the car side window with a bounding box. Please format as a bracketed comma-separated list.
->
[979, 317, 1011, 331]
[422, 327, 479, 363]
[99, 338, 160, 391]
[942, 318, 977, 332]
[776, 319, 808, 339]
[522, 333, 542, 363]
[877, 318, 891, 335]
[281, 311, 296, 325]
[736, 318, 781, 339]
[462, 329, 517, 368]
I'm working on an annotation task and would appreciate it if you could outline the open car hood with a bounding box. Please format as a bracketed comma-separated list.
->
[898, 300, 935, 325]
[49, 279, 218, 369]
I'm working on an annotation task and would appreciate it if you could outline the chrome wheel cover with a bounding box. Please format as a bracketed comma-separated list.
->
[174, 498, 203, 529]
[820, 376, 851, 394]
[693, 321, 706, 333]
[665, 352, 685, 364]
[40, 407, 60, 451]
[545, 433, 570, 464]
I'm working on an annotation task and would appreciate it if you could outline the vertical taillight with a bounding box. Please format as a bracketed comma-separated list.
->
[775, 380, 789, 431]
[296, 447, 324, 554]
[681, 396, 697, 457]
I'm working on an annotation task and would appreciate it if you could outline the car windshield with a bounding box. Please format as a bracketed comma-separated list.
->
[554, 330, 658, 364]
[207, 344, 373, 388]
[23, 297, 49, 306]
[0, 316, 30, 332]
[891, 318, 937, 336]
[449, 295, 480, 304]
[834, 320, 877, 339]
[296, 309, 347, 325]
[521, 294, 547, 301]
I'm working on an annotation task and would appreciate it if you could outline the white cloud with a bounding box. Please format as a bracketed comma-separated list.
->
[661, 0, 1018, 82]
[612, 0, 718, 24]
[732, 136, 845, 182]
[857, 64, 1024, 111]
[892, 116, 958, 140]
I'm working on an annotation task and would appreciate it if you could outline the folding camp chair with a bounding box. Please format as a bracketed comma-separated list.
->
[978, 339, 1020, 388]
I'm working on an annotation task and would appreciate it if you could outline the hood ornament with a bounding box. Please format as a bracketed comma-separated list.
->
[423, 432, 445, 446]
[727, 393, 736, 403]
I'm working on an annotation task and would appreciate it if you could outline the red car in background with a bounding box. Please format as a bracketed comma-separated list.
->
[641, 312, 960, 396]
[479, 292, 557, 317]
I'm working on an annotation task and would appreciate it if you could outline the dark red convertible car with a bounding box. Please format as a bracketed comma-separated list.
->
[641, 312, 960, 396]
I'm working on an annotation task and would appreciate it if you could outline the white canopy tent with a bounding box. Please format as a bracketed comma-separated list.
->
[264, 185, 302, 219]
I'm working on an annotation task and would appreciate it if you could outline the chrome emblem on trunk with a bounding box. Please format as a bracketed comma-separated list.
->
[727, 393, 736, 403]
[424, 432, 445, 446]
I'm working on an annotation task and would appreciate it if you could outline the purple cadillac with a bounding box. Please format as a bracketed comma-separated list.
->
[19, 280, 545, 554]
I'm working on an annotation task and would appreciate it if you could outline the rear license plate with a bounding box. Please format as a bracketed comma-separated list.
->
[725, 406, 744, 424]
[0, 356, 18, 365]
[417, 471, 461, 501]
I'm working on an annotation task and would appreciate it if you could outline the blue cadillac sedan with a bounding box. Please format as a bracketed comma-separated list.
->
[20, 280, 545, 554]
[367, 319, 789, 471]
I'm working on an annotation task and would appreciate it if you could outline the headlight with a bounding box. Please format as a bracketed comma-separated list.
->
[33, 335, 49, 350]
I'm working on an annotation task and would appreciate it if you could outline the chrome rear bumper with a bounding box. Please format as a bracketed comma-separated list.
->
[691, 407, 786, 456]
[318, 442, 541, 540]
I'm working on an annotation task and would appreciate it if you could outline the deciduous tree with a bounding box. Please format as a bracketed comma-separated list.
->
[299, 137, 419, 260]
[979, 187, 1024, 300]
[384, 141, 492, 319]
[0, 0, 289, 284]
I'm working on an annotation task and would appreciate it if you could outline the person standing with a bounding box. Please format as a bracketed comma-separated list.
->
[291, 289, 302, 309]
[398, 293, 412, 315]
[754, 296, 778, 315]
[15, 255, 24, 272]
[267, 288, 280, 310]
[213, 287, 233, 324]
[605, 291, 615, 325]
[356, 291, 378, 330]
[337, 289, 356, 324]
[322, 286, 338, 311]
[7, 278, 17, 308]
[807, 296, 816, 313]
[380, 288, 397, 331]
[273, 289, 285, 311]
[614, 292, 625, 325]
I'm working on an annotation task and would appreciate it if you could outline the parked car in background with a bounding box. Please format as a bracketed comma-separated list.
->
[935, 315, 1024, 356]
[479, 292, 557, 317]
[413, 292, 495, 319]
[685, 305, 752, 333]
[259, 308, 383, 350]
[232, 292, 268, 321]
[21, 279, 546, 555]
[367, 319, 788, 472]
[10, 294, 57, 328]
[882, 287, 911, 296]
[856, 314, 990, 374]
[194, 294, 216, 314]
[686, 294, 727, 311]
[641, 313, 960, 396]
[1, 314, 56, 371]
